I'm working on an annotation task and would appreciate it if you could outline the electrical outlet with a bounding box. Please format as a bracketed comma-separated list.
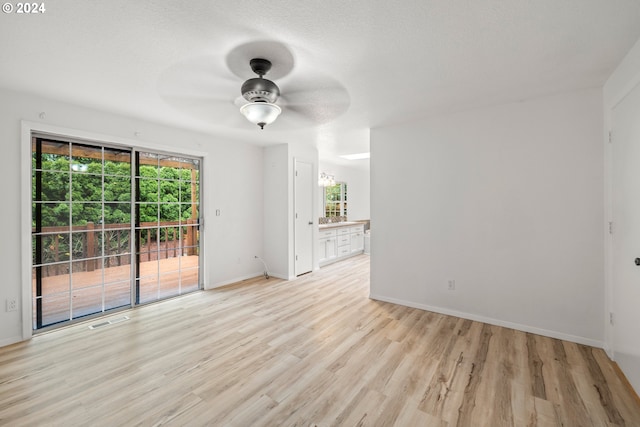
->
[447, 280, 455, 291]
[6, 298, 17, 312]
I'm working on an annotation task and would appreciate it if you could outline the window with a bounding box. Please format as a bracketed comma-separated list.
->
[324, 182, 347, 218]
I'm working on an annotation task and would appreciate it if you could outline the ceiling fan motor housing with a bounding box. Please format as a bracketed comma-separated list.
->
[241, 77, 280, 103]
[241, 58, 280, 103]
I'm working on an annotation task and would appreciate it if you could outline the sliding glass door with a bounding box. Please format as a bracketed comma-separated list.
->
[31, 137, 201, 330]
[135, 152, 200, 304]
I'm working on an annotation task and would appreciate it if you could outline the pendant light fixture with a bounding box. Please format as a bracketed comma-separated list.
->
[318, 172, 336, 187]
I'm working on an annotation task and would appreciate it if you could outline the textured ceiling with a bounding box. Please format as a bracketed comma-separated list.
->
[1, 0, 639, 168]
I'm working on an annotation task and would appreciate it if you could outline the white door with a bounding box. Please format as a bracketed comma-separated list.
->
[294, 160, 314, 276]
[611, 81, 640, 391]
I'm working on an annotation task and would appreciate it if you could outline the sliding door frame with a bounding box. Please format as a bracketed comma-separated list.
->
[21, 121, 206, 340]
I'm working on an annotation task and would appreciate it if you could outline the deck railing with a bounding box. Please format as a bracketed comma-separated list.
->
[34, 220, 198, 277]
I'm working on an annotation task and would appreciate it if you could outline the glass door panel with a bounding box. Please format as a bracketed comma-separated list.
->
[32, 138, 133, 329]
[105, 281, 131, 310]
[135, 152, 200, 305]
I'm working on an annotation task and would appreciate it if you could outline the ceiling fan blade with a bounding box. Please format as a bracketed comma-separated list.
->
[279, 83, 350, 125]
[158, 54, 237, 99]
[233, 95, 248, 108]
[160, 92, 249, 127]
[157, 54, 250, 126]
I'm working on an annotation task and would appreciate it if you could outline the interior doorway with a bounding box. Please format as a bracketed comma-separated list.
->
[610, 80, 640, 389]
[294, 159, 313, 276]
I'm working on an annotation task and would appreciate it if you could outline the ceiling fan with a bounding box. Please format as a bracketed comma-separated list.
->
[157, 41, 351, 131]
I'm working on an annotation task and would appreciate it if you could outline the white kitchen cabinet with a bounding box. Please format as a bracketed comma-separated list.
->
[350, 227, 365, 254]
[319, 237, 337, 264]
[319, 223, 365, 266]
[319, 229, 337, 239]
[337, 234, 351, 247]
[318, 229, 337, 265]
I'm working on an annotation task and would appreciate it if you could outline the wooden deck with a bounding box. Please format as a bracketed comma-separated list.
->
[33, 255, 199, 328]
[2, 254, 639, 425]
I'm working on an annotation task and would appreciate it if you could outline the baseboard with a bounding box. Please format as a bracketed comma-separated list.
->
[369, 293, 604, 349]
[268, 273, 291, 280]
[207, 271, 266, 289]
[613, 361, 640, 407]
[604, 342, 614, 359]
[0, 335, 24, 348]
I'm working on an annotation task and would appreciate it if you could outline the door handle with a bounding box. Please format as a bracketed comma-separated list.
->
[635, 258, 640, 266]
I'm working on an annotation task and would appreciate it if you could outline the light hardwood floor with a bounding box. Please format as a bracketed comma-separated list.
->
[1, 255, 639, 426]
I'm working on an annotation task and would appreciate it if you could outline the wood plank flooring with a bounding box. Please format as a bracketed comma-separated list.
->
[1, 255, 639, 426]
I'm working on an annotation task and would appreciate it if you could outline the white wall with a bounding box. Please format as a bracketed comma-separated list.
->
[206, 140, 264, 288]
[318, 162, 370, 222]
[370, 87, 605, 346]
[263, 144, 291, 279]
[604, 36, 640, 394]
[0, 88, 264, 346]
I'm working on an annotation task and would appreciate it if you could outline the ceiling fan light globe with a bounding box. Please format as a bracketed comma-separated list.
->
[240, 102, 281, 129]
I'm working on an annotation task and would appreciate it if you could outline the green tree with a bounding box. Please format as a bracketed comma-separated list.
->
[34, 158, 198, 228]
